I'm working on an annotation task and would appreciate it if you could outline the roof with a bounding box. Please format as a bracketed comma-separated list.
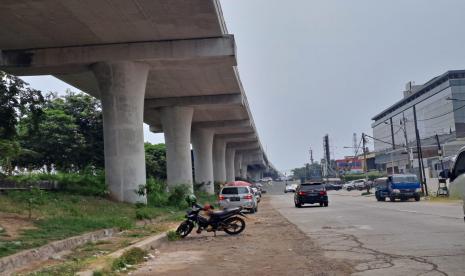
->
[372, 70, 465, 121]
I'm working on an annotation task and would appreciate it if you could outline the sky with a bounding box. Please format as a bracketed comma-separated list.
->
[21, 0, 465, 173]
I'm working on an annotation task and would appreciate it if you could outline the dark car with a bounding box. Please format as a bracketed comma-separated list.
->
[294, 182, 328, 208]
[325, 183, 343, 191]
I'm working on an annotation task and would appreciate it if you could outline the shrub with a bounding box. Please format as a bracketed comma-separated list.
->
[7, 169, 108, 197]
[56, 169, 107, 196]
[135, 208, 152, 220]
[145, 178, 169, 207]
[112, 247, 147, 271]
[167, 185, 189, 208]
[166, 230, 181, 241]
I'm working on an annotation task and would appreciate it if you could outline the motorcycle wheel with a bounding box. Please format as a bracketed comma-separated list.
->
[176, 221, 194, 238]
[223, 216, 246, 235]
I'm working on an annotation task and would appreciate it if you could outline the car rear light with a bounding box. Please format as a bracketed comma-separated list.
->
[219, 195, 225, 200]
[243, 194, 253, 200]
[319, 190, 327, 196]
[298, 191, 306, 196]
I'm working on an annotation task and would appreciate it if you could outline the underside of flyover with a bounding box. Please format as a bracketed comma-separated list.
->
[0, 0, 276, 203]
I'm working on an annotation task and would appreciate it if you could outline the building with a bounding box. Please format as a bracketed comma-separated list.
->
[371, 70, 465, 178]
[336, 157, 362, 174]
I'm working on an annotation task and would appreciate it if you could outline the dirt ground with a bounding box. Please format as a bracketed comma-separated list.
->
[0, 212, 36, 240]
[133, 197, 353, 276]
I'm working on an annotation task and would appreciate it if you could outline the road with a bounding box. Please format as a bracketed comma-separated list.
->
[266, 181, 465, 275]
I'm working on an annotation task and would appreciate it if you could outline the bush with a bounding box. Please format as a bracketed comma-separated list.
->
[135, 207, 153, 220]
[167, 185, 189, 208]
[166, 230, 181, 241]
[112, 247, 147, 271]
[145, 178, 169, 207]
[7, 169, 107, 197]
[341, 171, 386, 182]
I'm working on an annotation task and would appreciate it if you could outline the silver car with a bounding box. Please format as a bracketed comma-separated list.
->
[219, 186, 258, 213]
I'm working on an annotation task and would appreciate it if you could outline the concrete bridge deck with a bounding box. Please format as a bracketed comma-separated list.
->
[0, 0, 276, 202]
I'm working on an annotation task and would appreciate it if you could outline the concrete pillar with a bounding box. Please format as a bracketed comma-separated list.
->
[191, 128, 215, 194]
[225, 148, 236, 182]
[234, 153, 242, 179]
[92, 61, 149, 204]
[249, 169, 260, 181]
[160, 106, 194, 191]
[213, 138, 227, 183]
[241, 162, 248, 179]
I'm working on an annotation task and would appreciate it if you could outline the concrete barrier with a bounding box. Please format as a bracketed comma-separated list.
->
[0, 228, 117, 275]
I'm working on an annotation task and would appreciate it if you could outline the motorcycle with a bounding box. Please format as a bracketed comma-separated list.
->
[176, 205, 247, 238]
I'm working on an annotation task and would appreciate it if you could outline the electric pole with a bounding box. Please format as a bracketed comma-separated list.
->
[362, 133, 368, 180]
[413, 105, 428, 195]
[401, 113, 411, 172]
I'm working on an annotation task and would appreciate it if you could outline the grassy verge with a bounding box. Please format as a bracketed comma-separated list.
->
[0, 191, 183, 258]
[427, 195, 463, 203]
[0, 186, 218, 259]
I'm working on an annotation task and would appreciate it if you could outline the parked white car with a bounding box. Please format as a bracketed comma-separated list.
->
[342, 181, 356, 191]
[354, 179, 367, 191]
[219, 186, 258, 213]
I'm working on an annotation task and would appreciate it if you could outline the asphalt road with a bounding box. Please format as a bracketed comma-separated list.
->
[264, 181, 465, 276]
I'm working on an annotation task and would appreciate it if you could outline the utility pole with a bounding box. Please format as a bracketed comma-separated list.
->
[309, 148, 314, 165]
[390, 117, 396, 150]
[362, 133, 368, 180]
[401, 113, 411, 172]
[413, 105, 428, 195]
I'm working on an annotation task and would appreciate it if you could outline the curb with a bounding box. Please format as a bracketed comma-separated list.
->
[76, 230, 170, 275]
[0, 228, 117, 276]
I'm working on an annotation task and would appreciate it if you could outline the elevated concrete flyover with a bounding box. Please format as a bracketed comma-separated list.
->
[0, 0, 274, 202]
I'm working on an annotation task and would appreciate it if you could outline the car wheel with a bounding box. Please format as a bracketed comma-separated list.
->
[415, 195, 420, 201]
[324, 202, 328, 207]
[254, 205, 258, 213]
[294, 201, 301, 208]
[284, 191, 287, 193]
[390, 197, 395, 202]
[249, 207, 255, 214]
[319, 202, 324, 207]
[380, 197, 386, 201]
[347, 187, 352, 191]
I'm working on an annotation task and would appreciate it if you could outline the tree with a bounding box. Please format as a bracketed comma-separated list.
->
[48, 91, 104, 169]
[0, 72, 44, 173]
[0, 72, 44, 140]
[0, 139, 20, 175]
[19, 109, 85, 171]
[144, 143, 167, 180]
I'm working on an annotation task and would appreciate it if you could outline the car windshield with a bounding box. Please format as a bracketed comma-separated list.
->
[375, 179, 387, 187]
[392, 175, 418, 183]
[221, 187, 249, 194]
[300, 184, 324, 191]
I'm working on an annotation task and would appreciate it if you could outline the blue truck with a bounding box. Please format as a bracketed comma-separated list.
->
[374, 174, 421, 202]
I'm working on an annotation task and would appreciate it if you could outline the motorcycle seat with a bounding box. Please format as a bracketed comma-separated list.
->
[211, 207, 241, 217]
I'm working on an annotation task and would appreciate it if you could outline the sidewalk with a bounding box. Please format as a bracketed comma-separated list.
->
[132, 197, 352, 276]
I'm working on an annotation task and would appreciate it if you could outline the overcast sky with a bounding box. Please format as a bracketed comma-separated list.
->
[22, 0, 465, 173]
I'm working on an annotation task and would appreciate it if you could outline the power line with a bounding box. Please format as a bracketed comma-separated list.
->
[417, 103, 465, 121]
[363, 133, 405, 148]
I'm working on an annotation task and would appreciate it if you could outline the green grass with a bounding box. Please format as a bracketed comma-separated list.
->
[0, 180, 220, 259]
[0, 191, 184, 258]
[111, 247, 147, 271]
[166, 230, 181, 241]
